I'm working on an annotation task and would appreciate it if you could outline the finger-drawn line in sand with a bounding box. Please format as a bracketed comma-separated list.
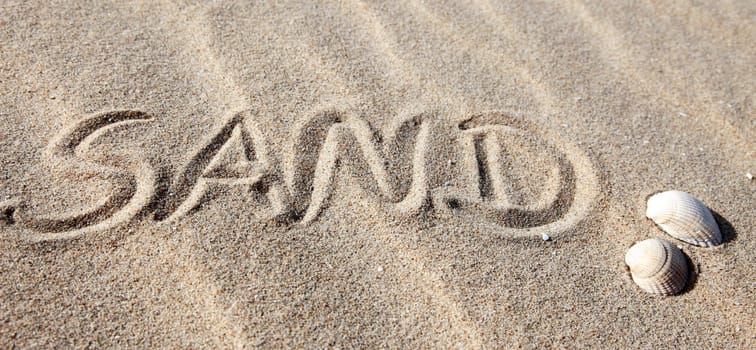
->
[3, 109, 598, 242]
[3, 110, 156, 242]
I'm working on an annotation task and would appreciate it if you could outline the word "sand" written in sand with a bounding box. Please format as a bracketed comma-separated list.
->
[1, 109, 598, 242]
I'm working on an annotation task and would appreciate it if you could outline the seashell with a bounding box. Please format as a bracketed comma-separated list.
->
[625, 238, 689, 296]
[646, 190, 722, 247]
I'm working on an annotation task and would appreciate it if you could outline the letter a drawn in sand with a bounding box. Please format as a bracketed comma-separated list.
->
[159, 110, 288, 222]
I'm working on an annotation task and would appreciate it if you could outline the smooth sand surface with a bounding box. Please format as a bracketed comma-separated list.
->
[1, 1, 754, 348]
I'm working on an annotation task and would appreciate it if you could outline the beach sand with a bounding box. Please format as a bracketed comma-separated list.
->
[0, 1, 753, 348]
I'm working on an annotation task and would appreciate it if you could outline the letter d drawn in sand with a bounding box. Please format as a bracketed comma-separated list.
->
[436, 112, 599, 238]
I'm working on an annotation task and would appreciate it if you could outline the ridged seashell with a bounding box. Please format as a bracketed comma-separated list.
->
[625, 239, 689, 296]
[646, 191, 722, 247]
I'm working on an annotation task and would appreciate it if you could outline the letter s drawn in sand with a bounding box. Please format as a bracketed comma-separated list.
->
[1, 110, 156, 243]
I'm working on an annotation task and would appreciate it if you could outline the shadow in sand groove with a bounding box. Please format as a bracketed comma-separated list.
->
[711, 209, 737, 244]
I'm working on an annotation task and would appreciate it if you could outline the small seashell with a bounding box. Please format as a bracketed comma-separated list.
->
[625, 239, 689, 296]
[646, 190, 722, 247]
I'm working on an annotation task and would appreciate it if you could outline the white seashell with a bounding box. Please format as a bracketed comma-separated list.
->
[625, 239, 689, 296]
[646, 190, 722, 247]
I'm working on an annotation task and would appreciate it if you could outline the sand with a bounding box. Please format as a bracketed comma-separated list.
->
[0, 1, 754, 348]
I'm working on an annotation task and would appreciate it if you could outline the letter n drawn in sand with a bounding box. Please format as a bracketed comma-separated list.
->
[159, 110, 288, 222]
[286, 111, 430, 224]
